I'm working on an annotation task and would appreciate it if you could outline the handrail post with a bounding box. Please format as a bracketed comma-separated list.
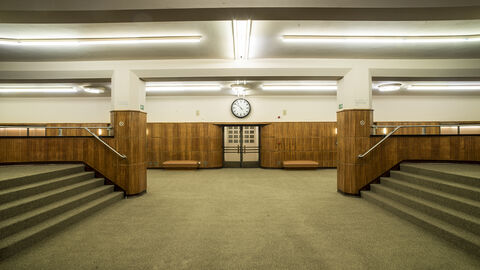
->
[422, 127, 426, 135]
[58, 128, 62, 136]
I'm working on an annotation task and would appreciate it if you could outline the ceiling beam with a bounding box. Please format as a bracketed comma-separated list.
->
[1, 7, 480, 23]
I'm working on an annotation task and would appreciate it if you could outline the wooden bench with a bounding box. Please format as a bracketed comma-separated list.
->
[162, 160, 200, 170]
[282, 160, 319, 169]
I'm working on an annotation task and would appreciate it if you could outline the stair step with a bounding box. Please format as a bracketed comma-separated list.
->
[381, 177, 480, 218]
[391, 170, 480, 201]
[0, 171, 94, 204]
[0, 191, 123, 260]
[371, 184, 480, 235]
[361, 190, 480, 256]
[401, 163, 480, 188]
[0, 165, 85, 190]
[0, 178, 104, 221]
[0, 185, 114, 238]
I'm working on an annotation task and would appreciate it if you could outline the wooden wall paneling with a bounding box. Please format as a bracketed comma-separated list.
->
[259, 122, 338, 168]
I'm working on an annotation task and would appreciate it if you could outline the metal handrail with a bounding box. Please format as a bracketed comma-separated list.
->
[358, 123, 480, 159]
[0, 125, 126, 159]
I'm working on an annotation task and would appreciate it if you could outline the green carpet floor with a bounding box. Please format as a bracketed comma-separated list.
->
[1, 168, 478, 269]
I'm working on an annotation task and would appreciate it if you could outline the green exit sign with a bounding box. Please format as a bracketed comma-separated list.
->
[140, 105, 144, 110]
[338, 104, 343, 109]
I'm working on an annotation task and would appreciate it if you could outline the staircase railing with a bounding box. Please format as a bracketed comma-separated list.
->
[0, 125, 127, 159]
[358, 124, 480, 159]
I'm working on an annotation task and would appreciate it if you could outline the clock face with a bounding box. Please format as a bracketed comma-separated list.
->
[231, 98, 251, 118]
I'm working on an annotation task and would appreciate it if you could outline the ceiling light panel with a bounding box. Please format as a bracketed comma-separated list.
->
[232, 20, 252, 60]
[0, 36, 202, 46]
[282, 34, 480, 43]
[0, 86, 77, 93]
[407, 84, 480, 91]
[262, 81, 337, 91]
[145, 82, 222, 92]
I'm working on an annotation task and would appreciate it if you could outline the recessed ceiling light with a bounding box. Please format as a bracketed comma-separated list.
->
[0, 87, 77, 93]
[377, 83, 402, 92]
[0, 36, 202, 46]
[282, 34, 480, 43]
[407, 84, 480, 91]
[145, 82, 222, 92]
[262, 81, 337, 91]
[82, 87, 105, 94]
[232, 20, 252, 60]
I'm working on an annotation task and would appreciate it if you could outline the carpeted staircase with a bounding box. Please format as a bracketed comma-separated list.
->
[361, 162, 480, 256]
[0, 164, 123, 260]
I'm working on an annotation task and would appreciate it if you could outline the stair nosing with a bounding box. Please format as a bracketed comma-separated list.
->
[0, 178, 105, 212]
[381, 177, 480, 208]
[401, 163, 480, 182]
[362, 191, 480, 246]
[371, 184, 480, 227]
[0, 192, 123, 248]
[0, 165, 86, 189]
[391, 170, 480, 193]
[0, 171, 94, 195]
[0, 185, 114, 231]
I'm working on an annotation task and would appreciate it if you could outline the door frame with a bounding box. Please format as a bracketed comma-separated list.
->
[222, 124, 262, 168]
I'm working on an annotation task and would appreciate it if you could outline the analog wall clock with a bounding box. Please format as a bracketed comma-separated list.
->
[231, 98, 251, 118]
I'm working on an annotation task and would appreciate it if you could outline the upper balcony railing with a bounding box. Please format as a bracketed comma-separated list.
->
[0, 125, 126, 159]
[359, 124, 480, 159]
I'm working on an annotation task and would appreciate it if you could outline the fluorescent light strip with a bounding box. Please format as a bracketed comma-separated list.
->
[0, 36, 202, 46]
[407, 85, 480, 91]
[377, 83, 402, 92]
[0, 87, 77, 93]
[282, 34, 480, 43]
[262, 85, 337, 91]
[82, 87, 105, 94]
[146, 84, 222, 92]
[232, 20, 252, 60]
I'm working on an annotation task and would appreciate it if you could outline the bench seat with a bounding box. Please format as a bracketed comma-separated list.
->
[282, 160, 319, 169]
[163, 160, 200, 169]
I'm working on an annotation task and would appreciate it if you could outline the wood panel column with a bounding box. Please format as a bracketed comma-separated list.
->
[336, 109, 373, 195]
[111, 110, 147, 195]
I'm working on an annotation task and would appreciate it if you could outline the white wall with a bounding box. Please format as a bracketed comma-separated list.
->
[1, 94, 479, 123]
[146, 96, 337, 122]
[0, 97, 110, 123]
[373, 95, 480, 121]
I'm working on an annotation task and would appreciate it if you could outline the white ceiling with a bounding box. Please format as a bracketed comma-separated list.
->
[0, 21, 233, 61]
[251, 20, 480, 59]
[0, 19, 479, 61]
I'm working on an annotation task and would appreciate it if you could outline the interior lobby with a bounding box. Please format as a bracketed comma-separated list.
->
[0, 1, 479, 269]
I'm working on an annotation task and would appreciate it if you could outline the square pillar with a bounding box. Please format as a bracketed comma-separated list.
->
[336, 67, 373, 195]
[110, 69, 147, 195]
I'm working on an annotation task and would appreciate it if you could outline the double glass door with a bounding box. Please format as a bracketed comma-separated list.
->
[223, 126, 259, 168]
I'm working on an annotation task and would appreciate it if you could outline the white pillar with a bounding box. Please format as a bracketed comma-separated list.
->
[111, 69, 145, 111]
[337, 67, 371, 110]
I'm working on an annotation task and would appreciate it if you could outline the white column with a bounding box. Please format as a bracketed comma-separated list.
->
[111, 69, 146, 111]
[337, 67, 371, 110]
